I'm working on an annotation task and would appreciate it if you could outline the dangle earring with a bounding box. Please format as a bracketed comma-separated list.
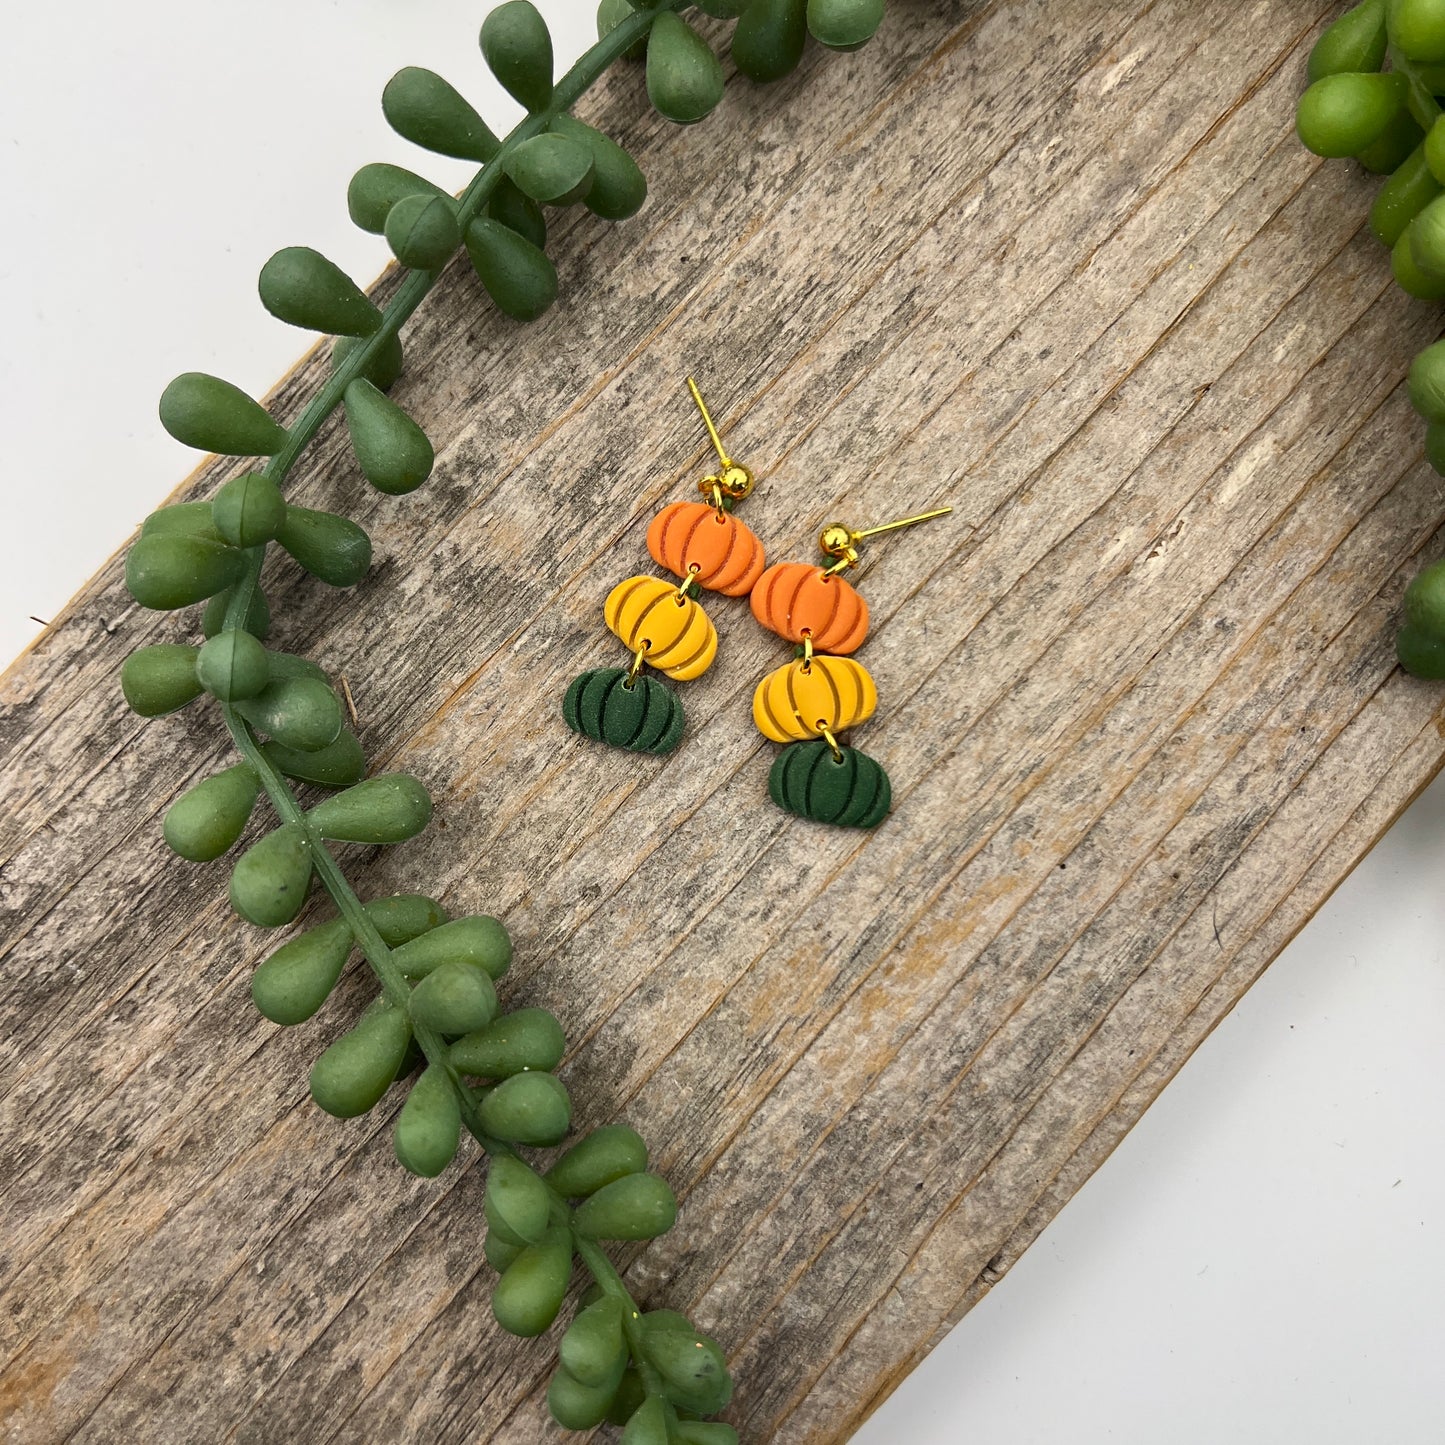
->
[749, 507, 951, 827]
[563, 379, 767, 754]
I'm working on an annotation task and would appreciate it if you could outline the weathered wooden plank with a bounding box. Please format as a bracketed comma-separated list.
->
[2, 1, 1438, 1440]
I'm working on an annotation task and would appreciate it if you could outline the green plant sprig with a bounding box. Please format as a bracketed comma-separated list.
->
[1296, 0, 1445, 682]
[119, 0, 890, 1438]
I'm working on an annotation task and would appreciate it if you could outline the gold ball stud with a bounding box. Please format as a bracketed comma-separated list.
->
[819, 523, 857, 557]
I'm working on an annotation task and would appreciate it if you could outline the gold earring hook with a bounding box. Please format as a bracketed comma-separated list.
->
[686, 376, 755, 509]
[819, 506, 953, 575]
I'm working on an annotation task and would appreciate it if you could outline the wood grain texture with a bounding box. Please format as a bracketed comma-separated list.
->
[2, 1, 1441, 1439]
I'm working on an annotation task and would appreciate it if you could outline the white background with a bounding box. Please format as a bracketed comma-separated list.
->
[3, 3, 1442, 1440]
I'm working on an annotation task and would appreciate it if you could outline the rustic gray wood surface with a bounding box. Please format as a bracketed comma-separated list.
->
[2, 1, 1439, 1439]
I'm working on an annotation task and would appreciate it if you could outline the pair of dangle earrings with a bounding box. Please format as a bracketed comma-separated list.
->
[563, 381, 949, 829]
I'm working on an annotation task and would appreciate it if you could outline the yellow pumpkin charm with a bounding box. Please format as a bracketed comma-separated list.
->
[605, 575, 717, 681]
[752, 655, 877, 743]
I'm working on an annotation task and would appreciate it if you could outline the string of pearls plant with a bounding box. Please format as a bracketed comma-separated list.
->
[118, 2, 889, 1438]
[1297, 1, 1445, 678]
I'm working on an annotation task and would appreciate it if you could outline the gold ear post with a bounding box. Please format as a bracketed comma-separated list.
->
[820, 506, 952, 574]
[686, 376, 755, 509]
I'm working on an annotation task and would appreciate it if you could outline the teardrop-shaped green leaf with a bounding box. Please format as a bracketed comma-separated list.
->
[234, 676, 345, 753]
[504, 133, 594, 207]
[551, 115, 647, 220]
[383, 192, 463, 271]
[487, 176, 548, 249]
[394, 1064, 461, 1177]
[491, 1224, 572, 1336]
[805, 0, 884, 50]
[392, 915, 513, 981]
[485, 1155, 553, 1245]
[122, 644, 204, 716]
[545, 1124, 647, 1197]
[251, 917, 352, 1024]
[367, 894, 448, 946]
[309, 1001, 412, 1117]
[572, 1173, 677, 1241]
[261, 730, 366, 789]
[646, 14, 724, 124]
[229, 822, 313, 927]
[480, 1, 554, 112]
[597, 0, 648, 60]
[347, 162, 453, 234]
[560, 1296, 627, 1388]
[125, 534, 243, 611]
[452, 1006, 565, 1078]
[409, 960, 498, 1034]
[1307, 0, 1386, 81]
[381, 66, 500, 162]
[258, 247, 382, 337]
[211, 473, 287, 548]
[733, 0, 808, 82]
[163, 763, 261, 862]
[159, 373, 288, 455]
[331, 331, 405, 392]
[620, 1396, 669, 1445]
[308, 773, 432, 844]
[141, 501, 224, 542]
[477, 1071, 571, 1146]
[343, 380, 435, 495]
[195, 628, 271, 702]
[276, 506, 372, 586]
[464, 217, 558, 321]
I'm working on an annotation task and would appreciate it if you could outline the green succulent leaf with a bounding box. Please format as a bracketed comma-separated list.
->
[343, 380, 435, 495]
[163, 763, 261, 862]
[347, 162, 453, 234]
[251, 918, 352, 1025]
[211, 473, 287, 548]
[480, 0, 555, 113]
[646, 14, 724, 124]
[552, 114, 647, 220]
[233, 675, 345, 753]
[381, 66, 500, 162]
[309, 1001, 412, 1117]
[383, 192, 463, 272]
[806, 0, 884, 51]
[450, 1006, 565, 1078]
[229, 821, 313, 928]
[394, 1063, 462, 1177]
[125, 534, 243, 611]
[504, 132, 595, 207]
[122, 644, 204, 716]
[258, 246, 382, 337]
[733, 0, 809, 83]
[487, 176, 548, 248]
[598, 0, 649, 60]
[158, 372, 288, 456]
[276, 506, 373, 587]
[465, 216, 559, 321]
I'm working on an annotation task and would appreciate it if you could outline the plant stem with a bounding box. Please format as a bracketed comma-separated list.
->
[213, 0, 694, 1396]
[221, 707, 658, 1372]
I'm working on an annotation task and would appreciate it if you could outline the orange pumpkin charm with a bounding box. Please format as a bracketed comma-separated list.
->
[605, 575, 717, 681]
[646, 501, 766, 596]
[752, 655, 878, 743]
[749, 562, 869, 654]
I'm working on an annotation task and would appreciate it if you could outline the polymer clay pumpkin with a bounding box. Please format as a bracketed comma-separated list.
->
[769, 739, 891, 828]
[604, 575, 717, 680]
[752, 655, 877, 743]
[563, 668, 685, 754]
[749, 561, 869, 654]
[646, 500, 766, 596]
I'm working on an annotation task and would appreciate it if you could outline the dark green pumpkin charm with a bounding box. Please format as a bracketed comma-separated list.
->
[563, 668, 684, 754]
[768, 739, 891, 827]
